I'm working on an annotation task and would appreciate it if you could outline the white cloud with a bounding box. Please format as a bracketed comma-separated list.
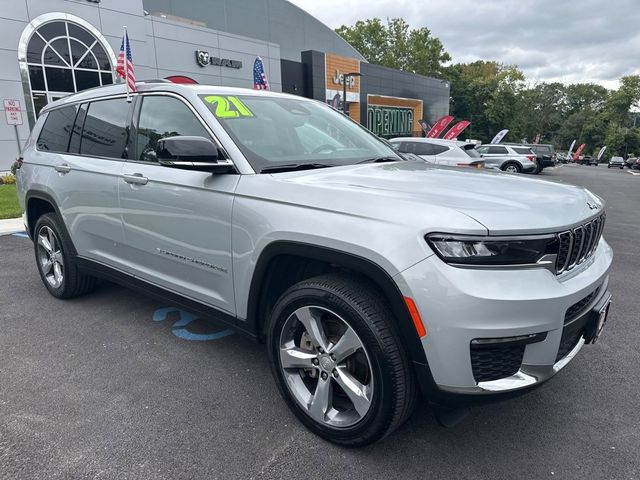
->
[288, 0, 640, 89]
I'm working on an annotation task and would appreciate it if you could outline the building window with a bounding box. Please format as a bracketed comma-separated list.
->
[19, 14, 117, 126]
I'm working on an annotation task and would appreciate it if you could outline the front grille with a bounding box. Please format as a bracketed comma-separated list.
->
[471, 344, 525, 383]
[555, 213, 605, 274]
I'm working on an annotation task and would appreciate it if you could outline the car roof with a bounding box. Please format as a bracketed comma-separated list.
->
[41, 81, 307, 113]
[390, 137, 470, 147]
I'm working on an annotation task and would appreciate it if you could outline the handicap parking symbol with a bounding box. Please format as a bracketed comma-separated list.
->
[152, 307, 234, 341]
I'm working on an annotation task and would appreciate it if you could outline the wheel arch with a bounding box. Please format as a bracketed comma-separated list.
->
[25, 190, 77, 255]
[246, 241, 429, 368]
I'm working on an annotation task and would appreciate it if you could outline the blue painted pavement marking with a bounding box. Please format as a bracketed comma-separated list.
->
[152, 307, 234, 341]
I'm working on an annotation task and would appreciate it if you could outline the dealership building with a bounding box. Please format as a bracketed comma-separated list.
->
[0, 0, 450, 170]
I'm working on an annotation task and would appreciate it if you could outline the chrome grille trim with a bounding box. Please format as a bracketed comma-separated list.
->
[555, 213, 605, 275]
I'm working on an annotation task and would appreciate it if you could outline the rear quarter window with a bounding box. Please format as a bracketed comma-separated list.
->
[36, 105, 78, 153]
[513, 147, 534, 155]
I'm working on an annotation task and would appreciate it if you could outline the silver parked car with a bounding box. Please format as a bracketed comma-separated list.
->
[17, 83, 613, 446]
[476, 144, 538, 173]
[389, 137, 485, 169]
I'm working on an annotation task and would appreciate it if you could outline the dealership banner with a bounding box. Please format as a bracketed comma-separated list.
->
[567, 139, 577, 160]
[443, 120, 471, 140]
[426, 115, 454, 138]
[597, 146, 607, 160]
[490, 129, 509, 144]
[573, 143, 586, 160]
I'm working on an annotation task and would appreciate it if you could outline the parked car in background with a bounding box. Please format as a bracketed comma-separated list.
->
[580, 156, 598, 166]
[390, 138, 485, 169]
[475, 144, 537, 174]
[625, 157, 638, 169]
[505, 143, 556, 173]
[630, 158, 640, 170]
[608, 156, 625, 169]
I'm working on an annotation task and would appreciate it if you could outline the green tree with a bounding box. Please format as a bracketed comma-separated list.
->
[444, 61, 525, 142]
[335, 18, 451, 77]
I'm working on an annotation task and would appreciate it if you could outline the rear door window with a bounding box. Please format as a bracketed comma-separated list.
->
[79, 98, 130, 159]
[488, 146, 508, 154]
[36, 105, 78, 153]
[432, 145, 449, 155]
[413, 142, 435, 156]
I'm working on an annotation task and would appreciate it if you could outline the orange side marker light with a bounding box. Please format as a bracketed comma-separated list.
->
[404, 296, 427, 338]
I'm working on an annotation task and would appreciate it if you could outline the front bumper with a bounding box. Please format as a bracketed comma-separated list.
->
[395, 238, 613, 399]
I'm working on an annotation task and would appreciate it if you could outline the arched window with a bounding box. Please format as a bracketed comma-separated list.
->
[19, 14, 117, 126]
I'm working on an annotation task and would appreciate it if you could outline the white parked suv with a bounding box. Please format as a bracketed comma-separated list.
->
[16, 82, 613, 446]
[390, 137, 485, 168]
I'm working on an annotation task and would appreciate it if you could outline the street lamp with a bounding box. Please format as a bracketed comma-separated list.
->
[342, 72, 362, 115]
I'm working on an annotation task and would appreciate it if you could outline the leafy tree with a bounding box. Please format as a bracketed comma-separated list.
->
[335, 18, 451, 77]
[444, 61, 524, 141]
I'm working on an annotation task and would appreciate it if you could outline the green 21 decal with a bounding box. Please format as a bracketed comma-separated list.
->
[204, 95, 254, 118]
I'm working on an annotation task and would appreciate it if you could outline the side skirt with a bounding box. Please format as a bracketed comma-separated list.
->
[75, 256, 258, 342]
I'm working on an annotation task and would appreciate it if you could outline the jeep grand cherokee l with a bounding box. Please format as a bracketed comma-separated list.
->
[16, 83, 613, 446]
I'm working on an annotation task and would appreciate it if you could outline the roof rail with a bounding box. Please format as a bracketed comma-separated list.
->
[136, 78, 173, 84]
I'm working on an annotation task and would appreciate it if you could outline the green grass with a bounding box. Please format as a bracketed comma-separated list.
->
[0, 184, 22, 219]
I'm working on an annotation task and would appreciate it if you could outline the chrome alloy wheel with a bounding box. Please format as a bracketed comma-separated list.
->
[36, 226, 64, 289]
[504, 164, 519, 173]
[278, 305, 374, 428]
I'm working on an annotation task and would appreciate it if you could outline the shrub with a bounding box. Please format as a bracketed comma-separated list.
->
[1, 173, 16, 185]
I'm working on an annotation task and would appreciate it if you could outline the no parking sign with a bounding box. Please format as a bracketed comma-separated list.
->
[3, 99, 23, 125]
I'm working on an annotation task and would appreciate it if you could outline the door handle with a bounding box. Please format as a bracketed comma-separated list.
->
[123, 173, 148, 185]
[54, 163, 71, 174]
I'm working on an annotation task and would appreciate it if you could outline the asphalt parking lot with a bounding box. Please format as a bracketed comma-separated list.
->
[1, 165, 639, 479]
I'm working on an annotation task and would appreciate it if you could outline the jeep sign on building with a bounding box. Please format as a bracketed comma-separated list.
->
[0, 0, 449, 170]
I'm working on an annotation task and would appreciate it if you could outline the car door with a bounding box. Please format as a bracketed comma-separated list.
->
[37, 99, 129, 270]
[118, 93, 240, 314]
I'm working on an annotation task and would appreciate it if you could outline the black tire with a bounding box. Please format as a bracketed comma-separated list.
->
[502, 162, 522, 174]
[33, 213, 97, 299]
[267, 273, 416, 447]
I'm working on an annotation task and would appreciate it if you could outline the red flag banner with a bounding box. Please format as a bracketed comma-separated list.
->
[427, 115, 454, 138]
[573, 143, 586, 160]
[443, 121, 471, 140]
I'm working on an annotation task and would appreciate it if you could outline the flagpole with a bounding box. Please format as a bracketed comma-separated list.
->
[123, 26, 131, 103]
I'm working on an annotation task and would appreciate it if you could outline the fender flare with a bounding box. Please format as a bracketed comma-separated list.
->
[246, 240, 429, 368]
[24, 190, 77, 255]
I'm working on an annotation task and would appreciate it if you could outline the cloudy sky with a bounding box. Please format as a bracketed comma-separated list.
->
[289, 0, 639, 89]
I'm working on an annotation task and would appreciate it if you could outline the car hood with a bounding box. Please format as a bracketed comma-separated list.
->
[263, 162, 603, 235]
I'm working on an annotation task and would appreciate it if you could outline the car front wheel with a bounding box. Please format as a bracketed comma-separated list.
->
[267, 274, 416, 447]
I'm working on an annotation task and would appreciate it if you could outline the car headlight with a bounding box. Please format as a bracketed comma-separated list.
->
[426, 234, 558, 266]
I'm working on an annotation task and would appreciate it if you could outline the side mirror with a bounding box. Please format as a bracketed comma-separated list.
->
[156, 136, 234, 172]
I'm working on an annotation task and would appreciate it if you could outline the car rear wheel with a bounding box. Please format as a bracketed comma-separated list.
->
[267, 274, 416, 447]
[502, 162, 521, 174]
[34, 213, 96, 299]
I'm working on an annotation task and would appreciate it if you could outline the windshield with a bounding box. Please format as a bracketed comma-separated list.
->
[199, 94, 401, 172]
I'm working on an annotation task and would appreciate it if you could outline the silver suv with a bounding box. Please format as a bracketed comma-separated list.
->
[16, 83, 613, 446]
[476, 144, 538, 173]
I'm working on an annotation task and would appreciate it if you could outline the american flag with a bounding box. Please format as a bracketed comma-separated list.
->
[116, 30, 136, 92]
[253, 57, 269, 90]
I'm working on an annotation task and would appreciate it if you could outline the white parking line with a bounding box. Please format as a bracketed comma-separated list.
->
[627, 170, 640, 176]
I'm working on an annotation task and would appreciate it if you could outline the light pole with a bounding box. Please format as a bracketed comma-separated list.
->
[342, 72, 362, 115]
